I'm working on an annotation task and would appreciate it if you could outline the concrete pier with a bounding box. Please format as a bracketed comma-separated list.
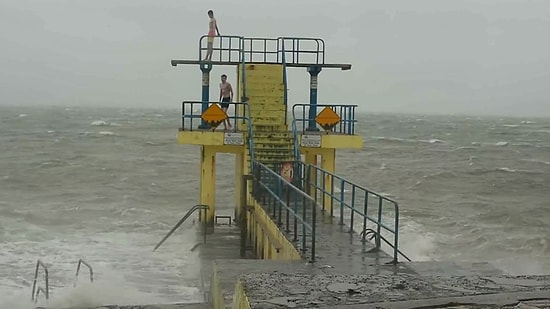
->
[197, 206, 550, 308]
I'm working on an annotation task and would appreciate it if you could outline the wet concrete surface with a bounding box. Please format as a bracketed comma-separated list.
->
[209, 257, 550, 308]
[36, 304, 209, 309]
[195, 218, 255, 307]
[208, 203, 550, 308]
[238, 270, 549, 308]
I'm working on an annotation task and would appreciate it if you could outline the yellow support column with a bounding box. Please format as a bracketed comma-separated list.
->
[200, 145, 216, 224]
[304, 151, 317, 196]
[321, 148, 336, 216]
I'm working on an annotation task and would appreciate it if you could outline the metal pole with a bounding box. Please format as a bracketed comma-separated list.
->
[306, 66, 322, 131]
[199, 63, 212, 129]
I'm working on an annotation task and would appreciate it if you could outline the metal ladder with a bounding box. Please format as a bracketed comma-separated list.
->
[31, 258, 94, 303]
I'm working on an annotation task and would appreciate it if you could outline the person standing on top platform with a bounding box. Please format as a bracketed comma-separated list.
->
[219, 74, 233, 130]
[204, 10, 220, 61]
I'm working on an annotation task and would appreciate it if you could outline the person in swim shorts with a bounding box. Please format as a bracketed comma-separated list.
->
[219, 74, 233, 130]
[204, 10, 220, 61]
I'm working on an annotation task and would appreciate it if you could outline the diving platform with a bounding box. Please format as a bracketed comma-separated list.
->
[171, 59, 352, 70]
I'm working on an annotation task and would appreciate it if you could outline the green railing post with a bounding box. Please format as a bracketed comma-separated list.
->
[339, 178, 345, 225]
[362, 191, 369, 243]
[376, 198, 383, 249]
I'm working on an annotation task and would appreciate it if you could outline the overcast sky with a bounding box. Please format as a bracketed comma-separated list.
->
[1, 0, 549, 116]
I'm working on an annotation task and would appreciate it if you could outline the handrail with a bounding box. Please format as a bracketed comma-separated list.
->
[198, 35, 244, 62]
[298, 162, 410, 263]
[31, 259, 49, 302]
[195, 35, 326, 66]
[74, 259, 94, 287]
[239, 46, 255, 174]
[252, 161, 316, 261]
[281, 39, 289, 116]
[277, 37, 325, 65]
[153, 204, 209, 251]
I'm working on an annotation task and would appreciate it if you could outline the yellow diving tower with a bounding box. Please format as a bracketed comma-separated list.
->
[172, 35, 362, 229]
[163, 34, 414, 308]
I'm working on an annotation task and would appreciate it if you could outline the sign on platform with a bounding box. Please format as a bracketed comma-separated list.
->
[201, 103, 228, 129]
[301, 134, 321, 148]
[224, 132, 244, 145]
[315, 107, 341, 131]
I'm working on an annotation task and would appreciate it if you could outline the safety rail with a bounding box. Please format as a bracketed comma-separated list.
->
[181, 101, 251, 132]
[31, 259, 49, 302]
[153, 204, 209, 251]
[278, 37, 325, 65]
[239, 54, 256, 174]
[198, 35, 244, 63]
[281, 39, 289, 113]
[74, 259, 94, 287]
[297, 162, 410, 264]
[291, 118, 302, 162]
[197, 35, 326, 66]
[241, 37, 281, 63]
[252, 161, 316, 262]
[292, 103, 358, 134]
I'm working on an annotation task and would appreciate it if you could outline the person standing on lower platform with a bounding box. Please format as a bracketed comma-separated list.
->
[219, 74, 233, 130]
[204, 10, 220, 61]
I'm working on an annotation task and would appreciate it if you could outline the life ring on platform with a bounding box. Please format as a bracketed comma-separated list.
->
[280, 162, 294, 182]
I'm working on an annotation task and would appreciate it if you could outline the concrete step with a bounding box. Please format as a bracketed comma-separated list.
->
[251, 118, 286, 123]
[252, 131, 293, 138]
[253, 144, 294, 151]
[252, 122, 287, 129]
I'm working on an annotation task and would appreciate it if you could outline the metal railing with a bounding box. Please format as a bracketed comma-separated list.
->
[241, 37, 281, 63]
[252, 161, 316, 261]
[198, 35, 244, 63]
[297, 162, 410, 264]
[74, 259, 94, 287]
[181, 101, 252, 132]
[31, 259, 49, 302]
[153, 204, 209, 251]
[197, 35, 326, 66]
[278, 37, 325, 65]
[292, 103, 358, 134]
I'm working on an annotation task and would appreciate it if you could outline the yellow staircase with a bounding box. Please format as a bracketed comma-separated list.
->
[238, 63, 295, 170]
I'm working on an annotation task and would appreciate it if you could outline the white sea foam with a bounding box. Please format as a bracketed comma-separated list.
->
[98, 131, 116, 136]
[91, 120, 109, 126]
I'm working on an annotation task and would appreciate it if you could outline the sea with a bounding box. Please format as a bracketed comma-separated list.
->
[1, 105, 549, 308]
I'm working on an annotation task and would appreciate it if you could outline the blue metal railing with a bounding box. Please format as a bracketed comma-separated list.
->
[197, 35, 326, 66]
[199, 35, 244, 63]
[252, 161, 316, 261]
[281, 39, 289, 113]
[296, 162, 410, 264]
[240, 50, 256, 174]
[292, 103, 357, 134]
[181, 101, 252, 132]
[277, 37, 325, 65]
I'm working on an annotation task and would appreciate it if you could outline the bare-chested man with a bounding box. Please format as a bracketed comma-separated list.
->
[219, 74, 233, 130]
[204, 10, 220, 61]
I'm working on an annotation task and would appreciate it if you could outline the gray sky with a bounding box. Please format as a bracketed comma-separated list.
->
[1, 0, 549, 117]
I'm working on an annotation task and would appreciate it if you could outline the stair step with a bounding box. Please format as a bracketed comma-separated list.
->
[252, 133, 293, 138]
[250, 146, 293, 152]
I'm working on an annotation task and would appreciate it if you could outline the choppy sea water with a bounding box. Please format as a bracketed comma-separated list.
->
[0, 105, 548, 308]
